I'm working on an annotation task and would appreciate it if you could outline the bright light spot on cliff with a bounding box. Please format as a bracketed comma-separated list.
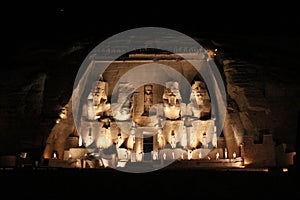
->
[59, 107, 67, 119]
[282, 168, 289, 172]
[79, 135, 83, 146]
[233, 152, 237, 159]
[207, 49, 217, 58]
[244, 158, 252, 165]
[53, 152, 57, 159]
[20, 152, 27, 158]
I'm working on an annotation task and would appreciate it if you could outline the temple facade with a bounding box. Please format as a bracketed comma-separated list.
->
[40, 52, 295, 171]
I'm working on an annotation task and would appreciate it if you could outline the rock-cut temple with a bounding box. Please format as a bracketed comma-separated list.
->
[40, 49, 296, 171]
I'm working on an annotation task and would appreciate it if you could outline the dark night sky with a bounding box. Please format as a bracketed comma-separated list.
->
[3, 1, 299, 41]
[2, 1, 298, 72]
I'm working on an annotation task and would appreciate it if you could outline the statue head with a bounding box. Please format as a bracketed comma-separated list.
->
[164, 81, 181, 101]
[190, 81, 205, 105]
[93, 81, 108, 105]
[168, 92, 177, 106]
[144, 85, 152, 94]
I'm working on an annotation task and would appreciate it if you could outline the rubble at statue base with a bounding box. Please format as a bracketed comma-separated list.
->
[40, 53, 296, 171]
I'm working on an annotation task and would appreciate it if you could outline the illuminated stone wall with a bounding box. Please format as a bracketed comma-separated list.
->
[242, 134, 276, 167]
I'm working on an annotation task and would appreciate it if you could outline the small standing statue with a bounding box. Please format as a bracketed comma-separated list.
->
[143, 85, 153, 115]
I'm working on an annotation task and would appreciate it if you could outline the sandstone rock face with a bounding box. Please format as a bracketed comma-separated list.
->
[0, 72, 46, 154]
[214, 34, 300, 149]
[223, 59, 272, 141]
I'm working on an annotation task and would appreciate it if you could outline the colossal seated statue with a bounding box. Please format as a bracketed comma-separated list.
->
[87, 80, 111, 120]
[163, 92, 181, 119]
[111, 82, 134, 121]
[162, 81, 186, 120]
[186, 81, 210, 119]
